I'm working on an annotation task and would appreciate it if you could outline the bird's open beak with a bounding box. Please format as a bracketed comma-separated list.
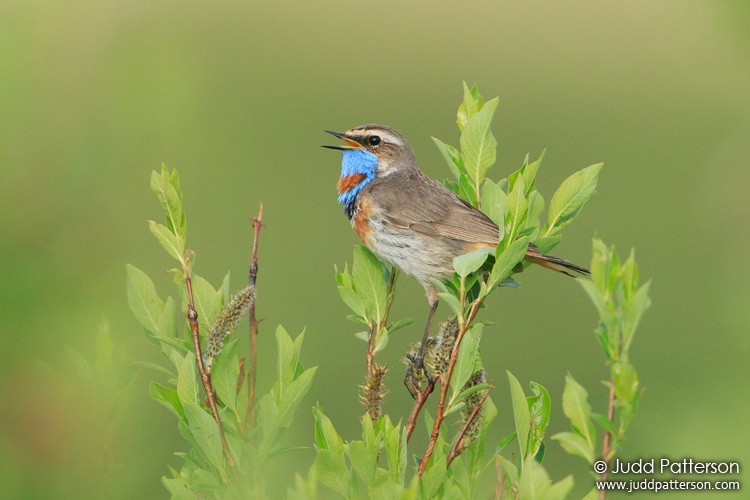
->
[322, 130, 361, 150]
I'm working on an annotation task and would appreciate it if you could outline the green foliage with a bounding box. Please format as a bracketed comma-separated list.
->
[129, 165, 316, 498]
[554, 237, 651, 469]
[323, 83, 610, 499]
[336, 247, 411, 356]
[129, 86, 648, 499]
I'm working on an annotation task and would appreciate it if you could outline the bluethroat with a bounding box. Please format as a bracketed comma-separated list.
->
[324, 124, 589, 388]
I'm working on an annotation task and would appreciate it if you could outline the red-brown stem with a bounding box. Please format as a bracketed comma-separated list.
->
[185, 268, 235, 470]
[405, 376, 436, 442]
[245, 203, 264, 432]
[446, 385, 492, 466]
[598, 377, 616, 500]
[417, 300, 483, 476]
[361, 267, 397, 421]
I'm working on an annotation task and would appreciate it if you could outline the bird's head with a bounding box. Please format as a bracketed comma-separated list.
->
[323, 124, 416, 211]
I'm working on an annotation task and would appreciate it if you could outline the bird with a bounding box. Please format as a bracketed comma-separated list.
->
[323, 124, 588, 388]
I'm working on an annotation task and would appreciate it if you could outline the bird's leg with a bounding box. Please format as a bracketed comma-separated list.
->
[415, 299, 438, 369]
[406, 299, 438, 395]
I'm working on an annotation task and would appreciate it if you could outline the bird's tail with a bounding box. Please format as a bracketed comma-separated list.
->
[524, 245, 590, 278]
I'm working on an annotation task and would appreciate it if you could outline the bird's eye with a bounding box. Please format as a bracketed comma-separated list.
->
[368, 135, 381, 146]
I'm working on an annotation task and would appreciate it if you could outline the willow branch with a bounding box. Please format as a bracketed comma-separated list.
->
[184, 261, 235, 470]
[405, 376, 437, 442]
[418, 299, 483, 476]
[446, 385, 492, 466]
[245, 202, 264, 432]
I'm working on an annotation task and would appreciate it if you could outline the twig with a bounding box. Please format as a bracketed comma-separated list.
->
[405, 376, 437, 442]
[599, 328, 624, 500]
[446, 386, 492, 466]
[184, 260, 235, 470]
[418, 299, 483, 475]
[598, 377, 616, 500]
[245, 202, 264, 432]
[362, 268, 398, 421]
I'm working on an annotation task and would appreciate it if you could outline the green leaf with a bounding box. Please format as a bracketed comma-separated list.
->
[451, 325, 483, 402]
[561, 373, 595, 452]
[453, 383, 493, 406]
[527, 381, 551, 460]
[433, 137, 465, 181]
[338, 286, 368, 320]
[420, 457, 447, 500]
[275, 325, 298, 394]
[531, 235, 561, 254]
[184, 404, 224, 472]
[388, 317, 414, 335]
[578, 279, 609, 322]
[545, 163, 602, 234]
[546, 474, 574, 500]
[505, 179, 529, 246]
[150, 382, 186, 421]
[522, 150, 544, 194]
[173, 350, 198, 406]
[481, 180, 508, 243]
[212, 354, 240, 415]
[373, 328, 390, 354]
[460, 97, 499, 192]
[488, 237, 529, 289]
[438, 292, 463, 317]
[496, 455, 519, 487]
[352, 246, 388, 323]
[623, 280, 651, 351]
[151, 165, 187, 240]
[313, 406, 344, 454]
[157, 296, 177, 340]
[453, 246, 493, 278]
[551, 431, 595, 464]
[190, 274, 221, 337]
[126, 264, 164, 335]
[582, 488, 599, 500]
[517, 457, 572, 500]
[149, 221, 185, 264]
[314, 449, 349, 498]
[335, 262, 353, 288]
[498, 432, 517, 452]
[457, 82, 485, 131]
[347, 441, 376, 486]
[591, 413, 618, 436]
[279, 367, 317, 428]
[507, 371, 531, 460]
[612, 362, 639, 404]
[526, 191, 545, 239]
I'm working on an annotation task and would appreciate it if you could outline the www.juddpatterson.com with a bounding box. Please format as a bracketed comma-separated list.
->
[594, 459, 741, 493]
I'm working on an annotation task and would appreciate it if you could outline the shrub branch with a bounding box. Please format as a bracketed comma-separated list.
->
[184, 257, 235, 470]
[446, 384, 492, 466]
[418, 299, 482, 475]
[245, 202, 264, 432]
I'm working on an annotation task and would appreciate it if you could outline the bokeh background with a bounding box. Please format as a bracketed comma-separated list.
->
[2, 1, 748, 498]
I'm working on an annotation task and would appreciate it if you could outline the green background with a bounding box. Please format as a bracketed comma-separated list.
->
[2, 1, 748, 498]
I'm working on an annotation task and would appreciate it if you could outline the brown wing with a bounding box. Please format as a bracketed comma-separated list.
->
[369, 171, 500, 245]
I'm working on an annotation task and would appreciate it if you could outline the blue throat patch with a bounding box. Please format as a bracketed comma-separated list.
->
[337, 149, 378, 215]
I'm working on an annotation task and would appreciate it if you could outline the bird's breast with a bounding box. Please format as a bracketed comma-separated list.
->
[351, 196, 374, 246]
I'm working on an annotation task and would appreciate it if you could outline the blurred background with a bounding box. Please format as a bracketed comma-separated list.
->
[1, 0, 748, 498]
